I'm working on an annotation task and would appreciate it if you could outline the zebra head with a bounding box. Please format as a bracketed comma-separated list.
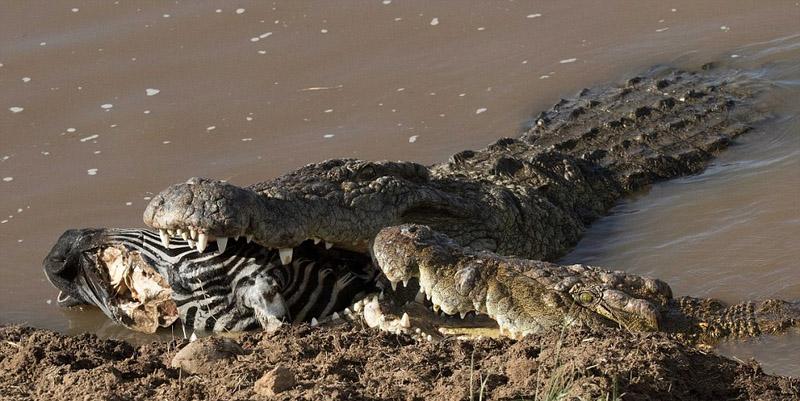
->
[44, 228, 379, 333]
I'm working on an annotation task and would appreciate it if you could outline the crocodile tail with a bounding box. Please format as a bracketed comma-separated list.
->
[522, 66, 766, 193]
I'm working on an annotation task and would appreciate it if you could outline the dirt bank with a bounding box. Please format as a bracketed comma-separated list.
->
[1, 324, 797, 401]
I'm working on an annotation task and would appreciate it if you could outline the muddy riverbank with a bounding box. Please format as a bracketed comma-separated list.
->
[2, 324, 798, 401]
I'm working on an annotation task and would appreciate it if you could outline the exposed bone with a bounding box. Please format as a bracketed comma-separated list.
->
[99, 246, 178, 333]
[217, 237, 228, 253]
[197, 233, 208, 253]
[279, 248, 293, 265]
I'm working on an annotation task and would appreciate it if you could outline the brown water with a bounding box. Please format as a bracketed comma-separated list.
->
[1, 1, 798, 374]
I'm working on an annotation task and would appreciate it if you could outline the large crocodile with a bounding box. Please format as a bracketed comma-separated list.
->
[44, 65, 798, 344]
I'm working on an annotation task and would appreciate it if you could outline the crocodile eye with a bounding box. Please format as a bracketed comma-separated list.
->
[357, 165, 377, 180]
[578, 292, 594, 305]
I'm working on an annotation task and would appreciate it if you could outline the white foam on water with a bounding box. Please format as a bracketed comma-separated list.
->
[475, 108, 487, 114]
[87, 168, 98, 176]
[145, 88, 160, 96]
[40, 42, 46, 46]
[9, 107, 24, 113]
[323, 134, 335, 139]
[720, 25, 730, 31]
[656, 27, 669, 32]
[382, 0, 391, 4]
[215, 9, 222, 13]
[320, 29, 328, 33]
[324, 109, 334, 113]
[430, 17, 439, 26]
[408, 135, 418, 143]
[100, 103, 113, 109]
[241, 138, 253, 141]
[71, 8, 79, 12]
[206, 126, 216, 131]
[162, 14, 170, 18]
[66, 128, 76, 133]
[527, 13, 542, 19]
[540, 75, 550, 79]
[258, 50, 267, 54]
[246, 116, 254, 121]
[559, 58, 578, 64]
[93, 151, 101, 155]
[236, 8, 245, 14]
[143, 110, 151, 114]
[125, 202, 133, 206]
[22, 77, 31, 83]
[2, 177, 13, 182]
[80, 134, 99, 142]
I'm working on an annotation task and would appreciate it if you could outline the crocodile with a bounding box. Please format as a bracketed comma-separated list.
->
[44, 65, 798, 344]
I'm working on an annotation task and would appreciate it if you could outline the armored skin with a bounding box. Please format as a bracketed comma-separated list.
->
[45, 65, 798, 346]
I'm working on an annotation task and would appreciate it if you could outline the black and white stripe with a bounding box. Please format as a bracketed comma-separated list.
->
[102, 229, 377, 332]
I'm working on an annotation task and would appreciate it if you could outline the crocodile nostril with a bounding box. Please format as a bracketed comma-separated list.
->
[407, 226, 418, 233]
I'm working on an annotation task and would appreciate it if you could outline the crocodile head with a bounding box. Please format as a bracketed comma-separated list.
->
[142, 158, 533, 260]
[372, 224, 672, 336]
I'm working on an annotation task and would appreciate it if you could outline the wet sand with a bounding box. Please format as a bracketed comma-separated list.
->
[1, 0, 799, 376]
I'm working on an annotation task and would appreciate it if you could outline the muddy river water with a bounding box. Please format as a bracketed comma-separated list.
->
[1, 1, 798, 376]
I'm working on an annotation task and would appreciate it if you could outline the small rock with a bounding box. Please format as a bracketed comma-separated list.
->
[170, 336, 246, 374]
[255, 365, 296, 396]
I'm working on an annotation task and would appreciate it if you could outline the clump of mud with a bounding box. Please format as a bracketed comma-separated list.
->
[1, 324, 797, 400]
[99, 246, 178, 333]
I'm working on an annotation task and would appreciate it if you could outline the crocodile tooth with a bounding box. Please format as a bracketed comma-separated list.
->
[325, 241, 334, 250]
[313, 237, 321, 245]
[197, 233, 208, 253]
[379, 292, 385, 300]
[414, 328, 421, 334]
[159, 230, 170, 248]
[180, 232, 189, 241]
[187, 238, 195, 247]
[279, 248, 293, 265]
[460, 312, 467, 319]
[343, 308, 353, 316]
[400, 313, 410, 328]
[432, 304, 440, 313]
[414, 291, 426, 303]
[217, 237, 228, 253]
[353, 300, 363, 312]
[246, 235, 253, 243]
[419, 286, 425, 294]
[167, 229, 175, 236]
[176, 228, 183, 236]
[331, 312, 341, 321]
[426, 293, 432, 301]
[391, 281, 398, 291]
[190, 227, 197, 240]
[402, 279, 409, 287]
[311, 317, 318, 327]
[426, 334, 433, 342]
